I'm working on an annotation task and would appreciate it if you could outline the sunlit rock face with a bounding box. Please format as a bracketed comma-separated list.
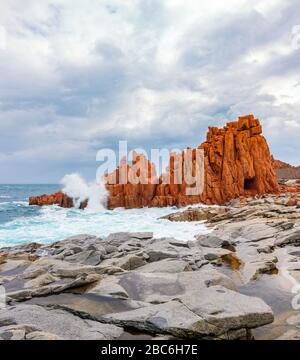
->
[29, 115, 280, 209]
[106, 115, 279, 209]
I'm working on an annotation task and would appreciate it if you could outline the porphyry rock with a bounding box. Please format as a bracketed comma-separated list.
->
[29, 115, 279, 209]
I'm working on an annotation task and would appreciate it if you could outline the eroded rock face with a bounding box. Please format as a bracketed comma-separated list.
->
[105, 115, 279, 208]
[28, 115, 279, 209]
[29, 192, 74, 208]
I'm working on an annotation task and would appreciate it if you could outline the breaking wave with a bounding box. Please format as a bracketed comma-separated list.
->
[61, 173, 108, 212]
[0, 184, 211, 248]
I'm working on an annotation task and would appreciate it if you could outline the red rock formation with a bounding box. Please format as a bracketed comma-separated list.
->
[280, 184, 300, 194]
[29, 115, 280, 209]
[272, 157, 292, 170]
[29, 192, 74, 208]
[104, 152, 158, 209]
[105, 115, 279, 208]
[271, 157, 300, 180]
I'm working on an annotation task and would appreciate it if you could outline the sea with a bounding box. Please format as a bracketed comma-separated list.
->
[0, 184, 209, 248]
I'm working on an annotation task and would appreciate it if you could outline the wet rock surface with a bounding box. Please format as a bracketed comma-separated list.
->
[162, 193, 300, 339]
[1, 194, 300, 340]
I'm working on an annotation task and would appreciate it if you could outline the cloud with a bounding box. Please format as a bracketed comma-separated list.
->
[0, 0, 300, 183]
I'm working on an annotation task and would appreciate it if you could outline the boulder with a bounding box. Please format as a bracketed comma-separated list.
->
[285, 196, 298, 207]
[0, 304, 124, 340]
[134, 259, 192, 273]
[2, 258, 102, 302]
[107, 270, 235, 304]
[29, 192, 73, 207]
[106, 232, 153, 246]
[195, 234, 232, 248]
[100, 254, 147, 271]
[87, 278, 129, 299]
[101, 286, 273, 339]
[275, 230, 300, 247]
[160, 207, 228, 222]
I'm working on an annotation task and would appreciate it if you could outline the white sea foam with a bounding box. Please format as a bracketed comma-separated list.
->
[0, 204, 211, 247]
[0, 180, 211, 247]
[61, 173, 108, 212]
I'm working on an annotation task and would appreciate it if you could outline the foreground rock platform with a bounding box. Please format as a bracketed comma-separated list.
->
[161, 193, 300, 340]
[0, 229, 275, 339]
[2, 194, 300, 340]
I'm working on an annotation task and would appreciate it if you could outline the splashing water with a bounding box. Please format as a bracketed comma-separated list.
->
[0, 184, 211, 247]
[0, 203, 211, 247]
[61, 173, 108, 212]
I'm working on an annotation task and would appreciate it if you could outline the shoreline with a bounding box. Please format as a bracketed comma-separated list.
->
[0, 193, 299, 340]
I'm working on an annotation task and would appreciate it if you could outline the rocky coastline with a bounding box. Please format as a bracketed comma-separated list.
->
[29, 115, 279, 210]
[3, 114, 300, 340]
[1, 192, 299, 340]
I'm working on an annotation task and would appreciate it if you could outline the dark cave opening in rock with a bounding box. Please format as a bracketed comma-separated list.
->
[244, 178, 256, 190]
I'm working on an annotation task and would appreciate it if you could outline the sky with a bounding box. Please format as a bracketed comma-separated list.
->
[0, 0, 300, 183]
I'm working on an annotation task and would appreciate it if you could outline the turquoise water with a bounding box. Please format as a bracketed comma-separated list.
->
[0, 185, 209, 247]
[0, 184, 60, 224]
